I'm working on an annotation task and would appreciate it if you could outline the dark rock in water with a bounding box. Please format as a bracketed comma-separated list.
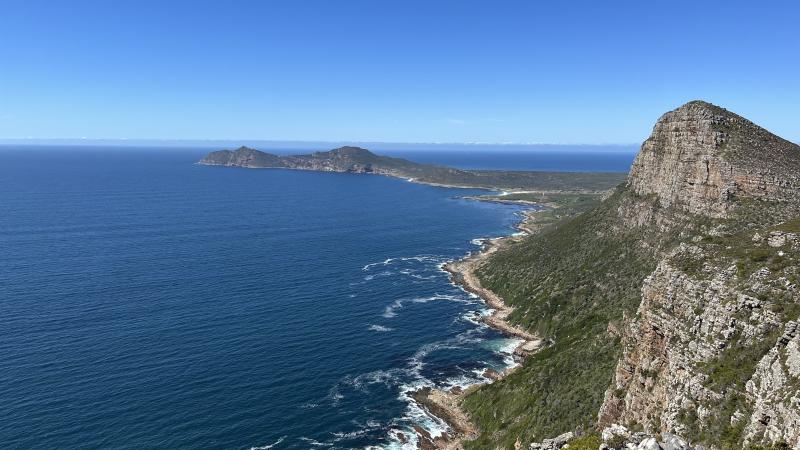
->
[413, 425, 436, 450]
[483, 368, 502, 380]
[395, 431, 408, 444]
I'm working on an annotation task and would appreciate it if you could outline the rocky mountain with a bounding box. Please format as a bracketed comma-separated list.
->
[199, 145, 627, 192]
[465, 101, 800, 449]
[599, 102, 800, 448]
[628, 101, 800, 218]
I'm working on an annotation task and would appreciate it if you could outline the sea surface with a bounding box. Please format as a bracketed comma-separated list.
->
[0, 146, 631, 449]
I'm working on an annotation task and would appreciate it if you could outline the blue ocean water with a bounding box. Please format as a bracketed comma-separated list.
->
[379, 147, 636, 172]
[0, 147, 555, 449]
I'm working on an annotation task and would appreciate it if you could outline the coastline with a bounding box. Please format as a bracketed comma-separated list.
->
[197, 161, 613, 195]
[408, 202, 544, 449]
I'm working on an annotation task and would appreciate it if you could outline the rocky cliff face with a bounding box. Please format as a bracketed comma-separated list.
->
[628, 101, 800, 218]
[598, 102, 800, 449]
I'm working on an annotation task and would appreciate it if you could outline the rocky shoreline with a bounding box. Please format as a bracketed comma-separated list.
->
[407, 204, 545, 449]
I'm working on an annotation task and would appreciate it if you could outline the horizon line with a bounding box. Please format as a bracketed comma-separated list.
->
[0, 137, 641, 148]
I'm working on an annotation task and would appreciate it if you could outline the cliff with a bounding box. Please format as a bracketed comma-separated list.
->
[464, 101, 800, 449]
[599, 102, 800, 448]
[628, 101, 800, 218]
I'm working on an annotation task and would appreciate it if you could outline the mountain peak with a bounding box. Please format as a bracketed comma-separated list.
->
[628, 101, 800, 218]
[329, 146, 375, 157]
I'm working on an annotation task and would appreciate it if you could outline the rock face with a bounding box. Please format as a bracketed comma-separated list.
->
[598, 102, 800, 449]
[628, 101, 800, 218]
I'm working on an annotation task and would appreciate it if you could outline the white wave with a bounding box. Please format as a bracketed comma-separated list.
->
[470, 237, 488, 246]
[378, 428, 419, 450]
[363, 258, 394, 271]
[440, 372, 485, 391]
[368, 324, 394, 332]
[298, 437, 330, 447]
[329, 419, 384, 443]
[362, 255, 446, 272]
[397, 381, 449, 439]
[330, 428, 370, 440]
[410, 274, 437, 280]
[249, 435, 286, 450]
[407, 328, 486, 373]
[382, 293, 475, 319]
[455, 309, 491, 328]
[481, 337, 523, 369]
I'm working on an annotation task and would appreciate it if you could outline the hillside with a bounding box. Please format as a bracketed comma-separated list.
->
[463, 101, 800, 449]
[199, 146, 627, 192]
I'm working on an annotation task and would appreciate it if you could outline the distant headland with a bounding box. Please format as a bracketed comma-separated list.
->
[198, 145, 627, 192]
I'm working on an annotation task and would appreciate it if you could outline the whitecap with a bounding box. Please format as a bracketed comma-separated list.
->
[362, 255, 446, 272]
[298, 437, 330, 447]
[470, 237, 488, 246]
[249, 435, 286, 450]
[382, 293, 476, 319]
[397, 381, 449, 439]
[368, 324, 394, 332]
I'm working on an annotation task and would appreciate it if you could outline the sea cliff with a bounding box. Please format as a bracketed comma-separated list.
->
[445, 101, 800, 450]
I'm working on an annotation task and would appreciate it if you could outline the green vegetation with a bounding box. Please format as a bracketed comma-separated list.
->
[426, 170, 626, 191]
[462, 187, 698, 448]
[703, 330, 781, 392]
[471, 192, 607, 232]
[567, 434, 603, 450]
[672, 217, 800, 449]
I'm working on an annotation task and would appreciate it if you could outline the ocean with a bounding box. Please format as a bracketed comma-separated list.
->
[0, 146, 633, 449]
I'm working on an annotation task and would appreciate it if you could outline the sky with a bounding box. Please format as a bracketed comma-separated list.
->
[0, 0, 798, 144]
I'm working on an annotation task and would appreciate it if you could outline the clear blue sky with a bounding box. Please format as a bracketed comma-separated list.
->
[1, 0, 798, 144]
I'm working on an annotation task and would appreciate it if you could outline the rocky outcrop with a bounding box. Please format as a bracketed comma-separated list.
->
[599, 225, 800, 449]
[529, 431, 573, 450]
[597, 101, 800, 449]
[744, 320, 800, 447]
[628, 101, 800, 218]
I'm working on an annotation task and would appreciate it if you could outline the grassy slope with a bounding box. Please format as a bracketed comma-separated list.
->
[462, 187, 665, 448]
[413, 170, 627, 191]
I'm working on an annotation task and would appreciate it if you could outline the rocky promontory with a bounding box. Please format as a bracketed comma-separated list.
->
[459, 101, 800, 450]
[198, 145, 627, 192]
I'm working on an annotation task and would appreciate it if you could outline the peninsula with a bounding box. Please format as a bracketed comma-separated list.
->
[198, 145, 627, 193]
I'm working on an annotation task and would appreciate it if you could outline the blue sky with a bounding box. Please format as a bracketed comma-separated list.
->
[0, 0, 798, 144]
